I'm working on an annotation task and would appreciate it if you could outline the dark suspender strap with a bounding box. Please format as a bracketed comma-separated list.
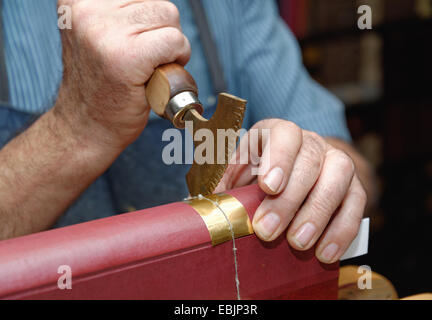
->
[0, 0, 9, 104]
[188, 0, 227, 94]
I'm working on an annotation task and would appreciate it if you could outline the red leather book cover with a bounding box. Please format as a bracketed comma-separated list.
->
[0, 185, 338, 300]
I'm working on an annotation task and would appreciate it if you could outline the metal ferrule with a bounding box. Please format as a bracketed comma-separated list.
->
[166, 91, 204, 129]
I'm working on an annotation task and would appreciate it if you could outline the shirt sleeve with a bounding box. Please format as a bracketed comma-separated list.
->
[235, 0, 351, 142]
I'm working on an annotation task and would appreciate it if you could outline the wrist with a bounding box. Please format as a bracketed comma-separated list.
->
[52, 87, 125, 157]
[49, 95, 123, 174]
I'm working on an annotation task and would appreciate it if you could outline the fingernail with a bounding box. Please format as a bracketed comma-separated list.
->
[320, 243, 339, 263]
[255, 212, 280, 240]
[293, 222, 317, 248]
[264, 167, 284, 193]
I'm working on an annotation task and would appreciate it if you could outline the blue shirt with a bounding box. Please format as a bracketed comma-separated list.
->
[0, 0, 351, 227]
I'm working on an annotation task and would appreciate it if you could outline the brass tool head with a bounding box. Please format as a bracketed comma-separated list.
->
[184, 93, 247, 197]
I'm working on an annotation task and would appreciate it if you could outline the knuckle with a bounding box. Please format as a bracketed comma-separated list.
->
[132, 2, 180, 27]
[299, 152, 321, 176]
[309, 134, 326, 152]
[291, 163, 315, 188]
[129, 4, 150, 25]
[274, 121, 302, 160]
[305, 131, 325, 146]
[274, 121, 303, 148]
[281, 121, 302, 138]
[301, 133, 326, 168]
[161, 1, 180, 23]
[252, 118, 276, 129]
[164, 27, 185, 46]
[182, 36, 192, 54]
[330, 150, 355, 176]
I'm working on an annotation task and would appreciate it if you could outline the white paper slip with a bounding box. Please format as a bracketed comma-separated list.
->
[340, 217, 370, 261]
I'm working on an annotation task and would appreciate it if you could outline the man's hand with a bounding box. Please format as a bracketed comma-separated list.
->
[0, 0, 190, 239]
[216, 119, 369, 264]
[56, 0, 190, 150]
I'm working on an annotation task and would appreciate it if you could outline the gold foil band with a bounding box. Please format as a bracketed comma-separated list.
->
[184, 193, 254, 246]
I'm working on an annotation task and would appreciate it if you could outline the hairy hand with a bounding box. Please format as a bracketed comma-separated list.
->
[56, 0, 190, 150]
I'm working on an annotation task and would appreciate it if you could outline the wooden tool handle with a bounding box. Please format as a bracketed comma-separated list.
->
[146, 63, 198, 118]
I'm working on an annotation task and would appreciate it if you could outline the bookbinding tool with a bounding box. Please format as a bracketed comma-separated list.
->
[146, 63, 247, 196]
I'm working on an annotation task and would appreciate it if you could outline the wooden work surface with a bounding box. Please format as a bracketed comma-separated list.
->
[338, 265, 431, 300]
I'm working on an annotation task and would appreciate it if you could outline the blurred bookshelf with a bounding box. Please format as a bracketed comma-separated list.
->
[278, 0, 432, 297]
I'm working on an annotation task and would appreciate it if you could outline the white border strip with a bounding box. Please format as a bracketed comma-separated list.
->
[340, 218, 370, 261]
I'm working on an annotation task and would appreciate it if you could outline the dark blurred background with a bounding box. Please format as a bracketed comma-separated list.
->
[277, 0, 432, 297]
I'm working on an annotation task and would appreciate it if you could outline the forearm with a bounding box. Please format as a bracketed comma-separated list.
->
[325, 137, 377, 211]
[0, 103, 120, 240]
